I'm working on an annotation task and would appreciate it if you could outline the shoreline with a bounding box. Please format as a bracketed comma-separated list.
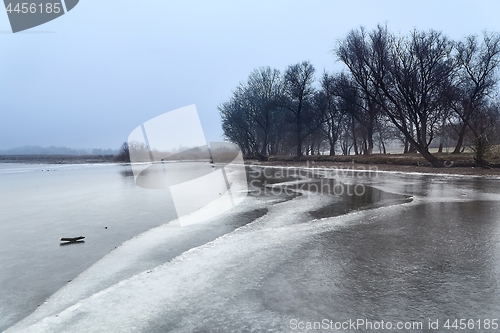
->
[248, 160, 500, 177]
[3, 154, 500, 177]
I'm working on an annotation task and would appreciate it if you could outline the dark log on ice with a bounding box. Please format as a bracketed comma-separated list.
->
[60, 236, 85, 242]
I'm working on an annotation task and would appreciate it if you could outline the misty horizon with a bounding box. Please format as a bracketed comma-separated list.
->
[0, 145, 119, 155]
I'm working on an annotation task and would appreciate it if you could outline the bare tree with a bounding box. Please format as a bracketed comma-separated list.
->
[338, 113, 355, 155]
[466, 100, 500, 164]
[335, 29, 384, 155]
[284, 61, 324, 157]
[374, 116, 399, 154]
[115, 142, 130, 162]
[246, 67, 287, 155]
[337, 26, 455, 166]
[219, 67, 286, 157]
[220, 86, 259, 155]
[449, 32, 500, 155]
[332, 72, 377, 155]
[316, 72, 347, 155]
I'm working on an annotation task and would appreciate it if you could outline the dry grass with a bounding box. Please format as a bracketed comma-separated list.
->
[245, 152, 500, 170]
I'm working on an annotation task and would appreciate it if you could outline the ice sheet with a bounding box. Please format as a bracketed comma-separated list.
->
[7, 188, 410, 332]
[7, 169, 500, 332]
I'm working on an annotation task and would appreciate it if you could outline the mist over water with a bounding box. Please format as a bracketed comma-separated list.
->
[2, 163, 500, 332]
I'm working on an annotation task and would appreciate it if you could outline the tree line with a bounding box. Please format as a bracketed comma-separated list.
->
[219, 25, 500, 167]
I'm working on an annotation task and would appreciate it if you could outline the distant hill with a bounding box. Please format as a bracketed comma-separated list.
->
[0, 146, 118, 155]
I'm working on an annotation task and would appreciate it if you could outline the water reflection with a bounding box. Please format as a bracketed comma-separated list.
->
[119, 168, 134, 178]
[247, 166, 412, 219]
[308, 179, 412, 219]
[258, 200, 500, 329]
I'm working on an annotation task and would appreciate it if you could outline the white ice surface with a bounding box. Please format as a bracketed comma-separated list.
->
[6, 173, 342, 332]
[8, 169, 500, 332]
[5, 206, 371, 332]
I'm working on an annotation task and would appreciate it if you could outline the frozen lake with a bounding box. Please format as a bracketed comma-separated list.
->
[2, 163, 500, 332]
[0, 163, 176, 331]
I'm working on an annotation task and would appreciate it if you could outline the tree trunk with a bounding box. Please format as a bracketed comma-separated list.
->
[453, 124, 467, 154]
[419, 149, 443, 167]
[363, 139, 369, 155]
[408, 142, 418, 153]
[367, 126, 374, 155]
[296, 135, 302, 157]
[329, 145, 335, 156]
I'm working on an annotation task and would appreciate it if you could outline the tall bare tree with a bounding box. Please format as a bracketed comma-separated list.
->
[316, 72, 347, 155]
[284, 61, 324, 157]
[246, 67, 287, 155]
[336, 28, 384, 155]
[466, 99, 500, 164]
[449, 32, 500, 155]
[219, 67, 286, 157]
[337, 26, 455, 166]
[332, 72, 377, 155]
[220, 88, 259, 155]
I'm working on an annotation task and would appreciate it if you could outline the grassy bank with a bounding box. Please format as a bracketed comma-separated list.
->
[246, 152, 500, 166]
[3, 152, 500, 176]
[245, 153, 500, 177]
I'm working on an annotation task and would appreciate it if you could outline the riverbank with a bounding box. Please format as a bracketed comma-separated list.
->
[3, 152, 500, 176]
[246, 152, 500, 177]
[250, 160, 500, 177]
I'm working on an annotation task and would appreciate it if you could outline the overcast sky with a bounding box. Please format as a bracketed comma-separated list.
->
[1, 0, 500, 150]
